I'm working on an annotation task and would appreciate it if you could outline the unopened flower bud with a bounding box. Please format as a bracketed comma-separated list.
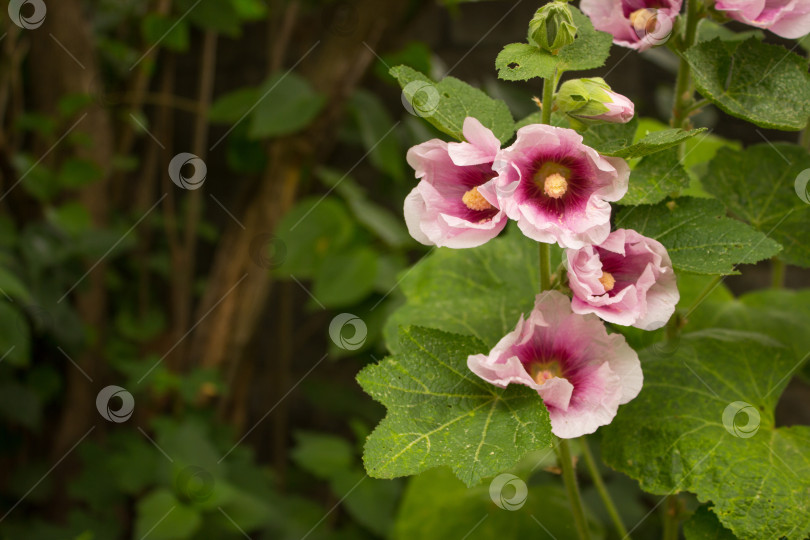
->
[556, 77, 634, 124]
[528, 1, 578, 53]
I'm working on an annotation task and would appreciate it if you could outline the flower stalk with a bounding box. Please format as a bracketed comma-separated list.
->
[671, 0, 701, 129]
[580, 436, 630, 539]
[557, 438, 591, 540]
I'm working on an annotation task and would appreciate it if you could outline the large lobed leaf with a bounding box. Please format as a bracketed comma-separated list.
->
[390, 65, 515, 143]
[618, 148, 691, 206]
[702, 143, 810, 267]
[495, 8, 612, 81]
[358, 326, 553, 487]
[685, 38, 810, 131]
[582, 117, 706, 159]
[614, 198, 782, 274]
[602, 331, 810, 539]
[383, 227, 543, 354]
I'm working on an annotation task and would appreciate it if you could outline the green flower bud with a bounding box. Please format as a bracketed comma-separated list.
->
[556, 78, 635, 125]
[528, 1, 578, 53]
[557, 78, 611, 117]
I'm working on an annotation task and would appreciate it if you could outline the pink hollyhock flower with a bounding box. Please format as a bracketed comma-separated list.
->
[714, 0, 810, 39]
[493, 124, 629, 249]
[404, 117, 507, 248]
[565, 229, 679, 329]
[581, 0, 682, 51]
[467, 291, 642, 438]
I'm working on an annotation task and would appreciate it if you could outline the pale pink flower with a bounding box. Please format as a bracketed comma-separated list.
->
[581, 0, 682, 51]
[404, 117, 507, 248]
[594, 90, 636, 124]
[493, 124, 629, 249]
[565, 229, 679, 329]
[468, 291, 642, 439]
[714, 0, 810, 39]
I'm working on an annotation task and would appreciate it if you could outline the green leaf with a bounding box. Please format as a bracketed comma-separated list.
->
[331, 469, 402, 537]
[602, 332, 810, 539]
[702, 143, 810, 267]
[581, 118, 638, 155]
[135, 490, 201, 540]
[393, 468, 602, 539]
[685, 38, 810, 131]
[275, 197, 357, 279]
[358, 327, 552, 487]
[495, 8, 613, 81]
[291, 432, 354, 480]
[383, 227, 548, 354]
[618, 148, 691, 205]
[684, 505, 737, 540]
[0, 302, 30, 366]
[209, 87, 259, 124]
[312, 247, 378, 308]
[0, 267, 31, 303]
[608, 128, 707, 159]
[349, 89, 404, 182]
[614, 198, 782, 274]
[248, 72, 326, 139]
[390, 65, 515, 144]
[178, 0, 241, 37]
[141, 14, 190, 52]
[57, 158, 103, 189]
[232, 0, 268, 20]
[317, 167, 412, 249]
[696, 18, 764, 43]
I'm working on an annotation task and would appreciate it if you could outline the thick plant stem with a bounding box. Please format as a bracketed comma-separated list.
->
[771, 257, 786, 289]
[662, 495, 681, 540]
[540, 243, 552, 292]
[580, 437, 629, 539]
[557, 439, 591, 540]
[542, 73, 555, 125]
[671, 0, 700, 129]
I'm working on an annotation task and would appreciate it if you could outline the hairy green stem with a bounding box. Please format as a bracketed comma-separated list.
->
[542, 72, 555, 125]
[540, 243, 552, 292]
[579, 437, 629, 539]
[557, 439, 591, 540]
[671, 0, 701, 129]
[771, 257, 786, 289]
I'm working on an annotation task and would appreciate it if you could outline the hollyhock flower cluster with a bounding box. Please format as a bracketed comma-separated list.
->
[713, 0, 810, 38]
[581, 0, 682, 51]
[403, 114, 679, 438]
[468, 291, 643, 438]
